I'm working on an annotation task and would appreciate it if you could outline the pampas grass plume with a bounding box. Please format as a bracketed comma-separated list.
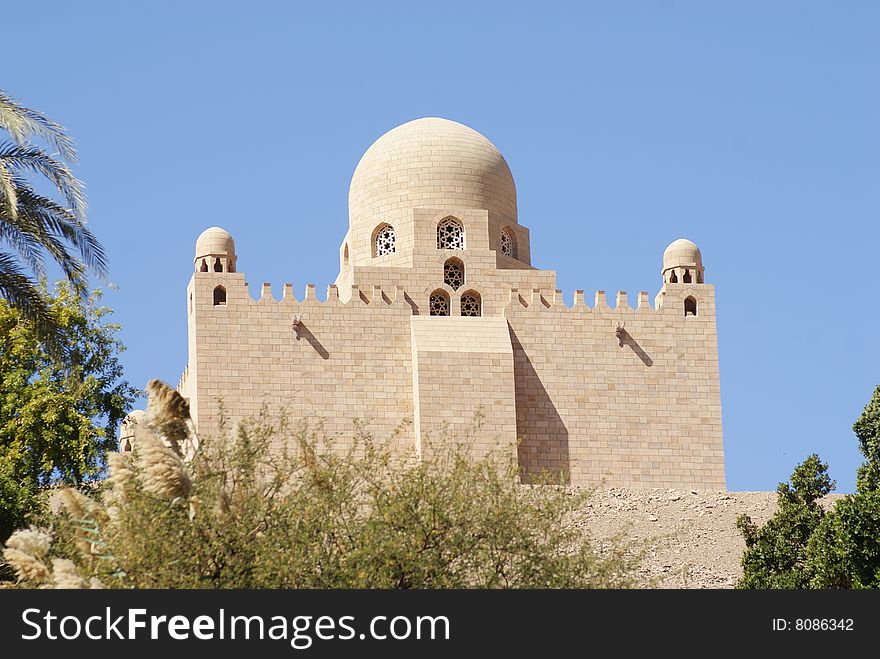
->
[5, 527, 52, 558]
[51, 559, 87, 589]
[3, 528, 54, 583]
[3, 549, 50, 583]
[137, 432, 192, 500]
[58, 487, 95, 520]
[145, 379, 191, 454]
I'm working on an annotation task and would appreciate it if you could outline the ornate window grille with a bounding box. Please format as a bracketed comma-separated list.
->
[374, 225, 396, 256]
[437, 217, 464, 250]
[500, 227, 514, 257]
[429, 291, 450, 316]
[461, 292, 481, 317]
[444, 259, 464, 290]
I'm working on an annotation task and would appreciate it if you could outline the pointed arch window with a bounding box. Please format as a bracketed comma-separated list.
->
[374, 224, 396, 257]
[443, 258, 464, 290]
[437, 217, 465, 250]
[684, 296, 697, 316]
[461, 291, 482, 317]
[429, 290, 450, 316]
[213, 285, 227, 306]
[500, 226, 516, 258]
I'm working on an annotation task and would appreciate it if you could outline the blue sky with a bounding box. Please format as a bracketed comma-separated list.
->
[3, 2, 877, 491]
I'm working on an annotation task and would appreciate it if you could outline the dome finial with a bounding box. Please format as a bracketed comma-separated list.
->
[662, 238, 704, 285]
[195, 227, 236, 274]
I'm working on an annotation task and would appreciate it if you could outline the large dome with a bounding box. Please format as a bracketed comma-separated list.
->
[348, 118, 517, 229]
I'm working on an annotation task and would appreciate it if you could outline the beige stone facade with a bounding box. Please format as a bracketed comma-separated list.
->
[167, 117, 725, 489]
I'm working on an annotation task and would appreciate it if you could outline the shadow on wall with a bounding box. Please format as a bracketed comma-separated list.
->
[615, 327, 653, 367]
[403, 292, 420, 315]
[509, 326, 570, 484]
[295, 323, 330, 360]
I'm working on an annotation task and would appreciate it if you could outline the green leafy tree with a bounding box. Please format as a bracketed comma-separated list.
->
[852, 386, 880, 492]
[805, 386, 880, 588]
[0, 457, 41, 550]
[0, 90, 106, 340]
[0, 282, 137, 541]
[737, 385, 880, 589]
[736, 454, 834, 588]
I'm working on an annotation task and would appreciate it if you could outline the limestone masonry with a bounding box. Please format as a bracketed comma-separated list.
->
[125, 117, 726, 488]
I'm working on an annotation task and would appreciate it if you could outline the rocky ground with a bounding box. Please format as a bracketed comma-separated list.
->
[571, 488, 841, 588]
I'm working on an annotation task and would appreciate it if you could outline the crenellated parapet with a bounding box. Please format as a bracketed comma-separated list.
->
[502, 286, 710, 316]
[193, 275, 713, 323]
[177, 363, 190, 392]
[238, 281, 416, 309]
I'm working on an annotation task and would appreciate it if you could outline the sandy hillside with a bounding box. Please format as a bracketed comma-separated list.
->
[571, 488, 841, 589]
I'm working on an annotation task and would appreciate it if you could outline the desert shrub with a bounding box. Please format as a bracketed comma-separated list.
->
[2, 380, 639, 589]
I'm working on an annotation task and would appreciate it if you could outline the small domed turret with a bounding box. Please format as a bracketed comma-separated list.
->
[119, 409, 145, 452]
[662, 238, 704, 285]
[195, 227, 236, 273]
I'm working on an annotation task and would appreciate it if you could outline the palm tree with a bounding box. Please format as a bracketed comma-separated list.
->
[0, 90, 106, 340]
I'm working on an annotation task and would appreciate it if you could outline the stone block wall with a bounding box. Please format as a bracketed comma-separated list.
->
[506, 285, 725, 488]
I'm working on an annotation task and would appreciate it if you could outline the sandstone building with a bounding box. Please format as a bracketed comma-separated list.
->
[131, 118, 726, 488]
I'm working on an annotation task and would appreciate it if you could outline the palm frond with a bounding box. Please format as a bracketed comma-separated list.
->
[13, 180, 106, 277]
[0, 252, 54, 332]
[0, 90, 105, 345]
[0, 90, 78, 163]
[0, 204, 89, 289]
[0, 211, 49, 277]
[0, 159, 17, 220]
[0, 141, 86, 220]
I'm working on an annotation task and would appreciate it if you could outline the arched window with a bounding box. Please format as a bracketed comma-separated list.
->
[343, 243, 349, 266]
[437, 217, 464, 250]
[684, 296, 697, 317]
[213, 257, 223, 273]
[697, 271, 703, 284]
[461, 291, 481, 317]
[199, 259, 208, 272]
[683, 269, 692, 284]
[213, 285, 227, 306]
[429, 290, 450, 316]
[669, 270, 678, 283]
[500, 226, 515, 258]
[443, 257, 464, 290]
[374, 224, 396, 257]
